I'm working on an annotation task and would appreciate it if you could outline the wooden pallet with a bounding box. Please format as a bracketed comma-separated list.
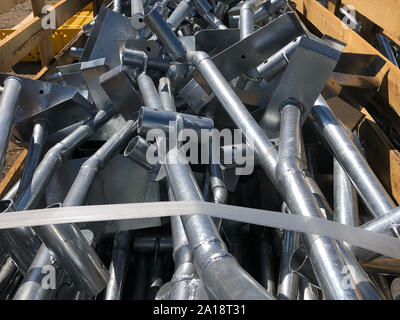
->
[293, 0, 400, 205]
[293, 0, 400, 132]
[0, 0, 93, 70]
[0, 0, 99, 197]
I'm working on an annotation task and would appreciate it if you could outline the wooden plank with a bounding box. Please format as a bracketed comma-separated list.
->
[0, 149, 27, 198]
[358, 116, 400, 205]
[0, 0, 26, 15]
[327, 0, 341, 15]
[30, 0, 54, 66]
[0, 30, 87, 197]
[357, 13, 381, 44]
[341, 0, 400, 46]
[0, 0, 91, 72]
[293, 0, 400, 134]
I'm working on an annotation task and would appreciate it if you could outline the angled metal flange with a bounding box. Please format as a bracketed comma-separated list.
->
[191, 12, 305, 94]
[80, 6, 139, 69]
[0, 74, 96, 144]
[80, 57, 112, 109]
[56, 62, 89, 91]
[259, 36, 344, 138]
[44, 154, 162, 233]
[100, 65, 143, 120]
[332, 52, 386, 90]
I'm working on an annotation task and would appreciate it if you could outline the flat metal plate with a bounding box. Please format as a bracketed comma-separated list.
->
[0, 74, 96, 143]
[259, 36, 343, 137]
[99, 65, 142, 120]
[80, 6, 139, 69]
[191, 13, 305, 94]
[123, 39, 161, 58]
[80, 57, 112, 109]
[334, 53, 385, 76]
[45, 154, 161, 235]
[332, 53, 386, 89]
[194, 28, 240, 56]
[47, 113, 130, 143]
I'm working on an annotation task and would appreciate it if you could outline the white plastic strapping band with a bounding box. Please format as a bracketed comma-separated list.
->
[1, 201, 399, 260]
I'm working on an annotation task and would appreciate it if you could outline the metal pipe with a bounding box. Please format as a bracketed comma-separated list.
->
[0, 200, 40, 275]
[167, 0, 193, 30]
[209, 142, 228, 204]
[16, 120, 48, 198]
[13, 244, 58, 300]
[63, 119, 138, 206]
[186, 50, 380, 299]
[163, 147, 273, 299]
[124, 136, 159, 171]
[144, 8, 187, 61]
[255, 37, 301, 81]
[13, 227, 96, 300]
[29, 120, 137, 296]
[214, 1, 229, 19]
[128, 49, 149, 73]
[0, 257, 19, 297]
[138, 106, 214, 136]
[137, 73, 163, 110]
[113, 0, 123, 13]
[311, 96, 396, 218]
[254, 0, 286, 23]
[0, 77, 22, 175]
[186, 51, 279, 185]
[220, 143, 257, 168]
[16, 108, 115, 211]
[158, 77, 176, 112]
[168, 187, 207, 300]
[277, 208, 300, 300]
[10, 109, 115, 296]
[122, 49, 170, 72]
[239, 0, 264, 39]
[131, 0, 146, 30]
[254, 227, 275, 296]
[33, 213, 109, 297]
[194, 0, 228, 29]
[334, 157, 359, 227]
[300, 278, 320, 300]
[277, 103, 382, 299]
[354, 206, 400, 261]
[123, 136, 206, 299]
[105, 231, 132, 300]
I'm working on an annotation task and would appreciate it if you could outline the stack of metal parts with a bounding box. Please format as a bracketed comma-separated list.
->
[0, 0, 399, 300]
